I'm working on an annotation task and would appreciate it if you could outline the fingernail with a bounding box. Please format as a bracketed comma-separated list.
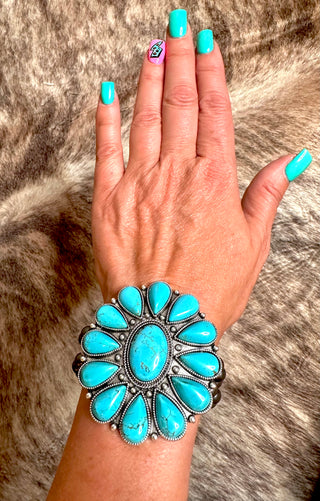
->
[197, 29, 214, 54]
[169, 9, 187, 38]
[148, 39, 166, 64]
[101, 81, 114, 105]
[285, 148, 312, 181]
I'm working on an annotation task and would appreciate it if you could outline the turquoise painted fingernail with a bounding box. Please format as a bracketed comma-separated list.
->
[197, 29, 214, 54]
[285, 148, 312, 181]
[101, 81, 114, 105]
[169, 9, 187, 38]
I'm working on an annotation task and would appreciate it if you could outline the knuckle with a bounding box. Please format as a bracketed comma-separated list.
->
[96, 143, 120, 164]
[197, 57, 226, 79]
[199, 90, 231, 115]
[131, 107, 161, 129]
[260, 180, 283, 205]
[167, 46, 195, 60]
[142, 70, 162, 84]
[164, 84, 198, 108]
[96, 113, 113, 128]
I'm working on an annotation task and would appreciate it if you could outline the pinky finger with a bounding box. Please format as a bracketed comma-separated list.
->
[94, 82, 125, 203]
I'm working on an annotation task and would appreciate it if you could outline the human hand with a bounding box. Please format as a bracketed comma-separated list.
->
[92, 11, 312, 341]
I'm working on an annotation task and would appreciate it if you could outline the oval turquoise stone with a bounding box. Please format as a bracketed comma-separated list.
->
[82, 330, 120, 355]
[155, 392, 186, 439]
[79, 361, 119, 388]
[148, 281, 171, 315]
[178, 351, 220, 378]
[120, 394, 149, 444]
[128, 324, 168, 382]
[176, 320, 217, 345]
[118, 286, 142, 316]
[91, 384, 127, 422]
[96, 304, 128, 330]
[168, 294, 199, 322]
[171, 376, 211, 412]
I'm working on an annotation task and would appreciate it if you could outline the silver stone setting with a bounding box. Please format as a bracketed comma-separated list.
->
[81, 328, 121, 358]
[175, 349, 223, 381]
[77, 361, 121, 391]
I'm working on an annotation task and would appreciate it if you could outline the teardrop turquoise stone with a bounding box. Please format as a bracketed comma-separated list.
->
[168, 294, 199, 322]
[96, 304, 128, 329]
[178, 352, 220, 378]
[120, 394, 149, 444]
[82, 330, 120, 355]
[148, 281, 171, 315]
[176, 320, 217, 344]
[155, 392, 186, 439]
[118, 286, 142, 316]
[171, 376, 211, 412]
[91, 384, 127, 422]
[79, 361, 119, 388]
[128, 324, 168, 382]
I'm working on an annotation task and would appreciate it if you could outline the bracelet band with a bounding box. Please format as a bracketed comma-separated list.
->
[72, 281, 226, 445]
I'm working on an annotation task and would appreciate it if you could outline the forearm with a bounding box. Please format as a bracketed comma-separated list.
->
[47, 389, 200, 501]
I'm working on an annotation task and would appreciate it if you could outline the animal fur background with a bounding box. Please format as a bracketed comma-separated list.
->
[0, 1, 319, 500]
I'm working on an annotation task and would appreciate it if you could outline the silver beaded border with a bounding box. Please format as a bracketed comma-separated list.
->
[152, 390, 188, 441]
[118, 392, 151, 445]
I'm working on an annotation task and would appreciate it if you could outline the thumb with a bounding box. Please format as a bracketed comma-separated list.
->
[242, 149, 312, 239]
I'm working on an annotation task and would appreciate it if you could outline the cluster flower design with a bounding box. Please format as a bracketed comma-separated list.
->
[73, 281, 225, 445]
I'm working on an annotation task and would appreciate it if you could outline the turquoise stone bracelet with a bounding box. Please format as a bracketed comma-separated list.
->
[72, 281, 226, 445]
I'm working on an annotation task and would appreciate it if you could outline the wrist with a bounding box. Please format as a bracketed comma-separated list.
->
[48, 389, 200, 501]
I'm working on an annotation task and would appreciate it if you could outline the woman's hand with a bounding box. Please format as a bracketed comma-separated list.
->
[92, 17, 311, 341]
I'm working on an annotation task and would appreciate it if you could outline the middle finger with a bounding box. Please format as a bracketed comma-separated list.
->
[161, 10, 198, 162]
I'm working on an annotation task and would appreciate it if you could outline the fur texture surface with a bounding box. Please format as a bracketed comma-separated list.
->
[0, 1, 319, 500]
